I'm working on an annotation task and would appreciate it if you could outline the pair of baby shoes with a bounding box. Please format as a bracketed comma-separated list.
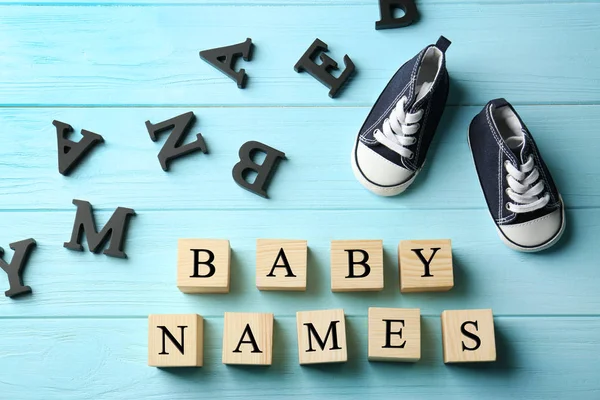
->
[351, 36, 565, 252]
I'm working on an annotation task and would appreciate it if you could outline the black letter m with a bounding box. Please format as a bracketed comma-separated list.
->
[64, 199, 136, 259]
[304, 321, 342, 352]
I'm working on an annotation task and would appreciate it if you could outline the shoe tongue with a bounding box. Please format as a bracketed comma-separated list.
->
[506, 130, 531, 164]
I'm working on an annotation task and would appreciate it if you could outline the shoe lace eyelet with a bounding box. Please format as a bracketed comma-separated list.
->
[409, 153, 414, 160]
[505, 203, 511, 211]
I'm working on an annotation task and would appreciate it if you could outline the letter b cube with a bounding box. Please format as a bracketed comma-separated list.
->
[330, 240, 383, 292]
[177, 239, 230, 293]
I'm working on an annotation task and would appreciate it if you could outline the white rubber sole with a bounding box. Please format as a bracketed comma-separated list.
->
[351, 141, 419, 197]
[467, 128, 566, 253]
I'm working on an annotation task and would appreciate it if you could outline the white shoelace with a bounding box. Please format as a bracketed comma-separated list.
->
[504, 155, 550, 213]
[373, 96, 424, 159]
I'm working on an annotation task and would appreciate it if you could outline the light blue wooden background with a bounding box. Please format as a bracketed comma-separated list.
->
[1, 0, 599, 398]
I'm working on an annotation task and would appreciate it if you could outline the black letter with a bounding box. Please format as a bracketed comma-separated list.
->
[190, 249, 216, 278]
[345, 249, 370, 278]
[53, 120, 104, 176]
[0, 239, 36, 298]
[375, 0, 418, 30]
[145, 112, 208, 172]
[294, 38, 356, 98]
[233, 324, 262, 353]
[157, 325, 187, 355]
[200, 38, 253, 89]
[232, 141, 286, 198]
[304, 321, 342, 352]
[382, 319, 406, 349]
[266, 248, 296, 277]
[411, 247, 441, 277]
[461, 320, 482, 351]
[64, 199, 136, 259]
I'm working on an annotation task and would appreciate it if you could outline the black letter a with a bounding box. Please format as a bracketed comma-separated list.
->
[64, 199, 136, 259]
[145, 112, 208, 172]
[200, 38, 254, 89]
[233, 324, 263, 353]
[266, 248, 296, 277]
[53, 120, 104, 176]
[232, 141, 286, 198]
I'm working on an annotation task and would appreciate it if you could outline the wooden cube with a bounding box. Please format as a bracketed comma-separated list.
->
[296, 309, 347, 365]
[222, 312, 274, 365]
[148, 314, 203, 367]
[177, 239, 230, 293]
[330, 240, 383, 292]
[441, 309, 496, 363]
[256, 239, 307, 291]
[368, 307, 421, 362]
[399, 239, 453, 293]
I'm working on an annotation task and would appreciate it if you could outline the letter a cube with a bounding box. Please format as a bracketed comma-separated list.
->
[330, 240, 383, 292]
[222, 312, 274, 365]
[296, 309, 347, 365]
[256, 239, 307, 291]
[441, 309, 496, 363]
[148, 314, 203, 367]
[177, 239, 230, 293]
[399, 239, 453, 292]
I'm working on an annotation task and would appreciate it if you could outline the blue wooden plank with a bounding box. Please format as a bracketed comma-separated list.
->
[0, 316, 598, 399]
[0, 106, 597, 211]
[1, 2, 600, 106]
[0, 207, 597, 317]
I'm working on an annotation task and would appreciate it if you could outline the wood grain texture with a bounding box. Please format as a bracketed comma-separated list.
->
[222, 312, 273, 365]
[0, 208, 598, 317]
[0, 106, 597, 211]
[399, 239, 454, 293]
[177, 239, 230, 293]
[256, 239, 307, 291]
[0, 316, 598, 399]
[0, 0, 599, 398]
[441, 309, 496, 363]
[296, 309, 347, 364]
[331, 240, 384, 292]
[368, 307, 421, 362]
[148, 313, 204, 367]
[1, 3, 600, 106]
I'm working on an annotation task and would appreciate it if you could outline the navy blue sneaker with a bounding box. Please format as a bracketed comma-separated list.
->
[468, 99, 566, 252]
[352, 36, 451, 196]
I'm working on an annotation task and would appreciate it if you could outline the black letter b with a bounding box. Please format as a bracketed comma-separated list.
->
[232, 141, 286, 199]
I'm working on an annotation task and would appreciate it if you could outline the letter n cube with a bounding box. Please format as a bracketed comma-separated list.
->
[177, 239, 230, 293]
[441, 309, 496, 363]
[296, 309, 347, 365]
[148, 314, 203, 367]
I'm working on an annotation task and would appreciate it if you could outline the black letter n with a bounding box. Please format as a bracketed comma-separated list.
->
[145, 112, 208, 172]
[64, 199, 136, 259]
[157, 325, 187, 355]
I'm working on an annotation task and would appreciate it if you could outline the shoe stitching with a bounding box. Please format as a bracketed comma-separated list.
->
[485, 104, 517, 163]
[498, 211, 557, 228]
[498, 147, 502, 220]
